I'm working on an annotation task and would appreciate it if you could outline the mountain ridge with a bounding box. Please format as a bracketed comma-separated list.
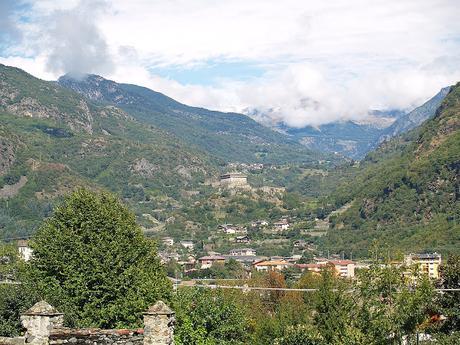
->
[322, 82, 460, 255]
[57, 74, 326, 165]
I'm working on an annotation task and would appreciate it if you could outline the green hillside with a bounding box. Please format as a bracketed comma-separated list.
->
[0, 64, 217, 238]
[321, 83, 460, 256]
[57, 74, 324, 164]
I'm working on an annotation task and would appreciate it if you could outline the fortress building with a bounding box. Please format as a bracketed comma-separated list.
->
[219, 173, 250, 189]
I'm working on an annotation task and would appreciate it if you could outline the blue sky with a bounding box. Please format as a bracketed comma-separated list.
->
[148, 60, 267, 86]
[1, 0, 460, 127]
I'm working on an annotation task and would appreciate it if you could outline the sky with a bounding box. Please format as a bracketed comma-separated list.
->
[1, 0, 460, 127]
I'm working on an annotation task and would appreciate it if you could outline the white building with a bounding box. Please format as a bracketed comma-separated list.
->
[404, 253, 442, 279]
[180, 240, 195, 250]
[219, 224, 247, 235]
[328, 260, 355, 278]
[229, 248, 256, 256]
[17, 240, 33, 262]
[198, 255, 225, 269]
[251, 220, 269, 227]
[253, 259, 292, 272]
[273, 220, 290, 231]
[162, 237, 174, 246]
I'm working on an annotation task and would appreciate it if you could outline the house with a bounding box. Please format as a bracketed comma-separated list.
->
[219, 224, 247, 235]
[229, 248, 256, 256]
[222, 255, 267, 267]
[161, 237, 174, 246]
[253, 259, 292, 272]
[235, 235, 250, 244]
[297, 259, 356, 278]
[296, 263, 323, 274]
[273, 219, 290, 231]
[178, 256, 196, 272]
[293, 240, 307, 248]
[328, 260, 355, 278]
[17, 240, 33, 262]
[158, 251, 181, 264]
[251, 220, 268, 227]
[404, 253, 442, 279]
[198, 255, 226, 269]
[180, 240, 195, 250]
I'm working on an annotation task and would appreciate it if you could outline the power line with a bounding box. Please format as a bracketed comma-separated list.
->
[179, 284, 460, 293]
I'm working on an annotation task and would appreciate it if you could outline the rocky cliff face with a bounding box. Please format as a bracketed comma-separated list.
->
[57, 73, 324, 164]
[376, 86, 451, 145]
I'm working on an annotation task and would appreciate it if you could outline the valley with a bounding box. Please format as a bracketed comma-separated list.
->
[0, 63, 459, 261]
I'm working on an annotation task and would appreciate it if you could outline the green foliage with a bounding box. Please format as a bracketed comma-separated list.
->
[355, 257, 435, 344]
[186, 260, 245, 280]
[314, 267, 364, 344]
[174, 288, 249, 345]
[24, 189, 171, 328]
[58, 74, 325, 165]
[437, 255, 460, 333]
[0, 284, 37, 337]
[321, 83, 460, 255]
[274, 325, 324, 345]
[0, 242, 38, 337]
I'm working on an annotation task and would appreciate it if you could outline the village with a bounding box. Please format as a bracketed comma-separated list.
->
[10, 238, 443, 284]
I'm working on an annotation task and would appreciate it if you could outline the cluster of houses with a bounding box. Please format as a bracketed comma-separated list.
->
[159, 246, 444, 281]
[217, 218, 291, 235]
[8, 240, 443, 282]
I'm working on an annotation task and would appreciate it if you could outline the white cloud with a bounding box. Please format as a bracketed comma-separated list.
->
[2, 0, 460, 126]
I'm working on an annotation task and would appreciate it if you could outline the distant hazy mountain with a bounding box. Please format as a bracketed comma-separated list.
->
[376, 86, 451, 145]
[58, 74, 324, 164]
[267, 109, 403, 160]
[254, 88, 450, 159]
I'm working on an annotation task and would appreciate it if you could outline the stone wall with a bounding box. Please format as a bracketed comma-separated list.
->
[49, 328, 144, 345]
[0, 301, 174, 345]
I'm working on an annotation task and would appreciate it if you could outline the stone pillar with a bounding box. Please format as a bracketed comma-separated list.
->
[21, 301, 64, 345]
[143, 301, 175, 345]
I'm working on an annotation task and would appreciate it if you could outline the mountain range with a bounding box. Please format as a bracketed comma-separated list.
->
[0, 64, 325, 239]
[1, 63, 458, 255]
[256, 88, 450, 159]
[322, 83, 460, 255]
[57, 74, 322, 164]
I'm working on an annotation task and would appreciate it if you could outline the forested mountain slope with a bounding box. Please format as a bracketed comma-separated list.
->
[376, 86, 451, 145]
[57, 74, 323, 164]
[0, 64, 216, 238]
[322, 83, 460, 255]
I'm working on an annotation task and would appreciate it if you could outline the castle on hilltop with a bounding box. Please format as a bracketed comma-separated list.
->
[219, 172, 250, 189]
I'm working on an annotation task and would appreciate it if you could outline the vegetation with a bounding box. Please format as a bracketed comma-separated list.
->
[58, 74, 326, 165]
[320, 83, 460, 256]
[24, 189, 171, 328]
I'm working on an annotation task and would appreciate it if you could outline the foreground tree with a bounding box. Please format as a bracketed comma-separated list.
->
[355, 255, 435, 344]
[437, 255, 460, 333]
[173, 288, 249, 345]
[314, 266, 365, 345]
[25, 189, 171, 328]
[0, 243, 37, 336]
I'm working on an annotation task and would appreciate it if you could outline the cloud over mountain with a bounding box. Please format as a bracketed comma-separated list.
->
[1, 0, 460, 126]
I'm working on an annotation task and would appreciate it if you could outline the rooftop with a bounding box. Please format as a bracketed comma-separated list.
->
[198, 255, 226, 261]
[254, 260, 290, 266]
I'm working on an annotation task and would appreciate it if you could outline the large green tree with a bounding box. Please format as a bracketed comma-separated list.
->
[25, 189, 171, 328]
[0, 243, 37, 336]
[173, 288, 249, 345]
